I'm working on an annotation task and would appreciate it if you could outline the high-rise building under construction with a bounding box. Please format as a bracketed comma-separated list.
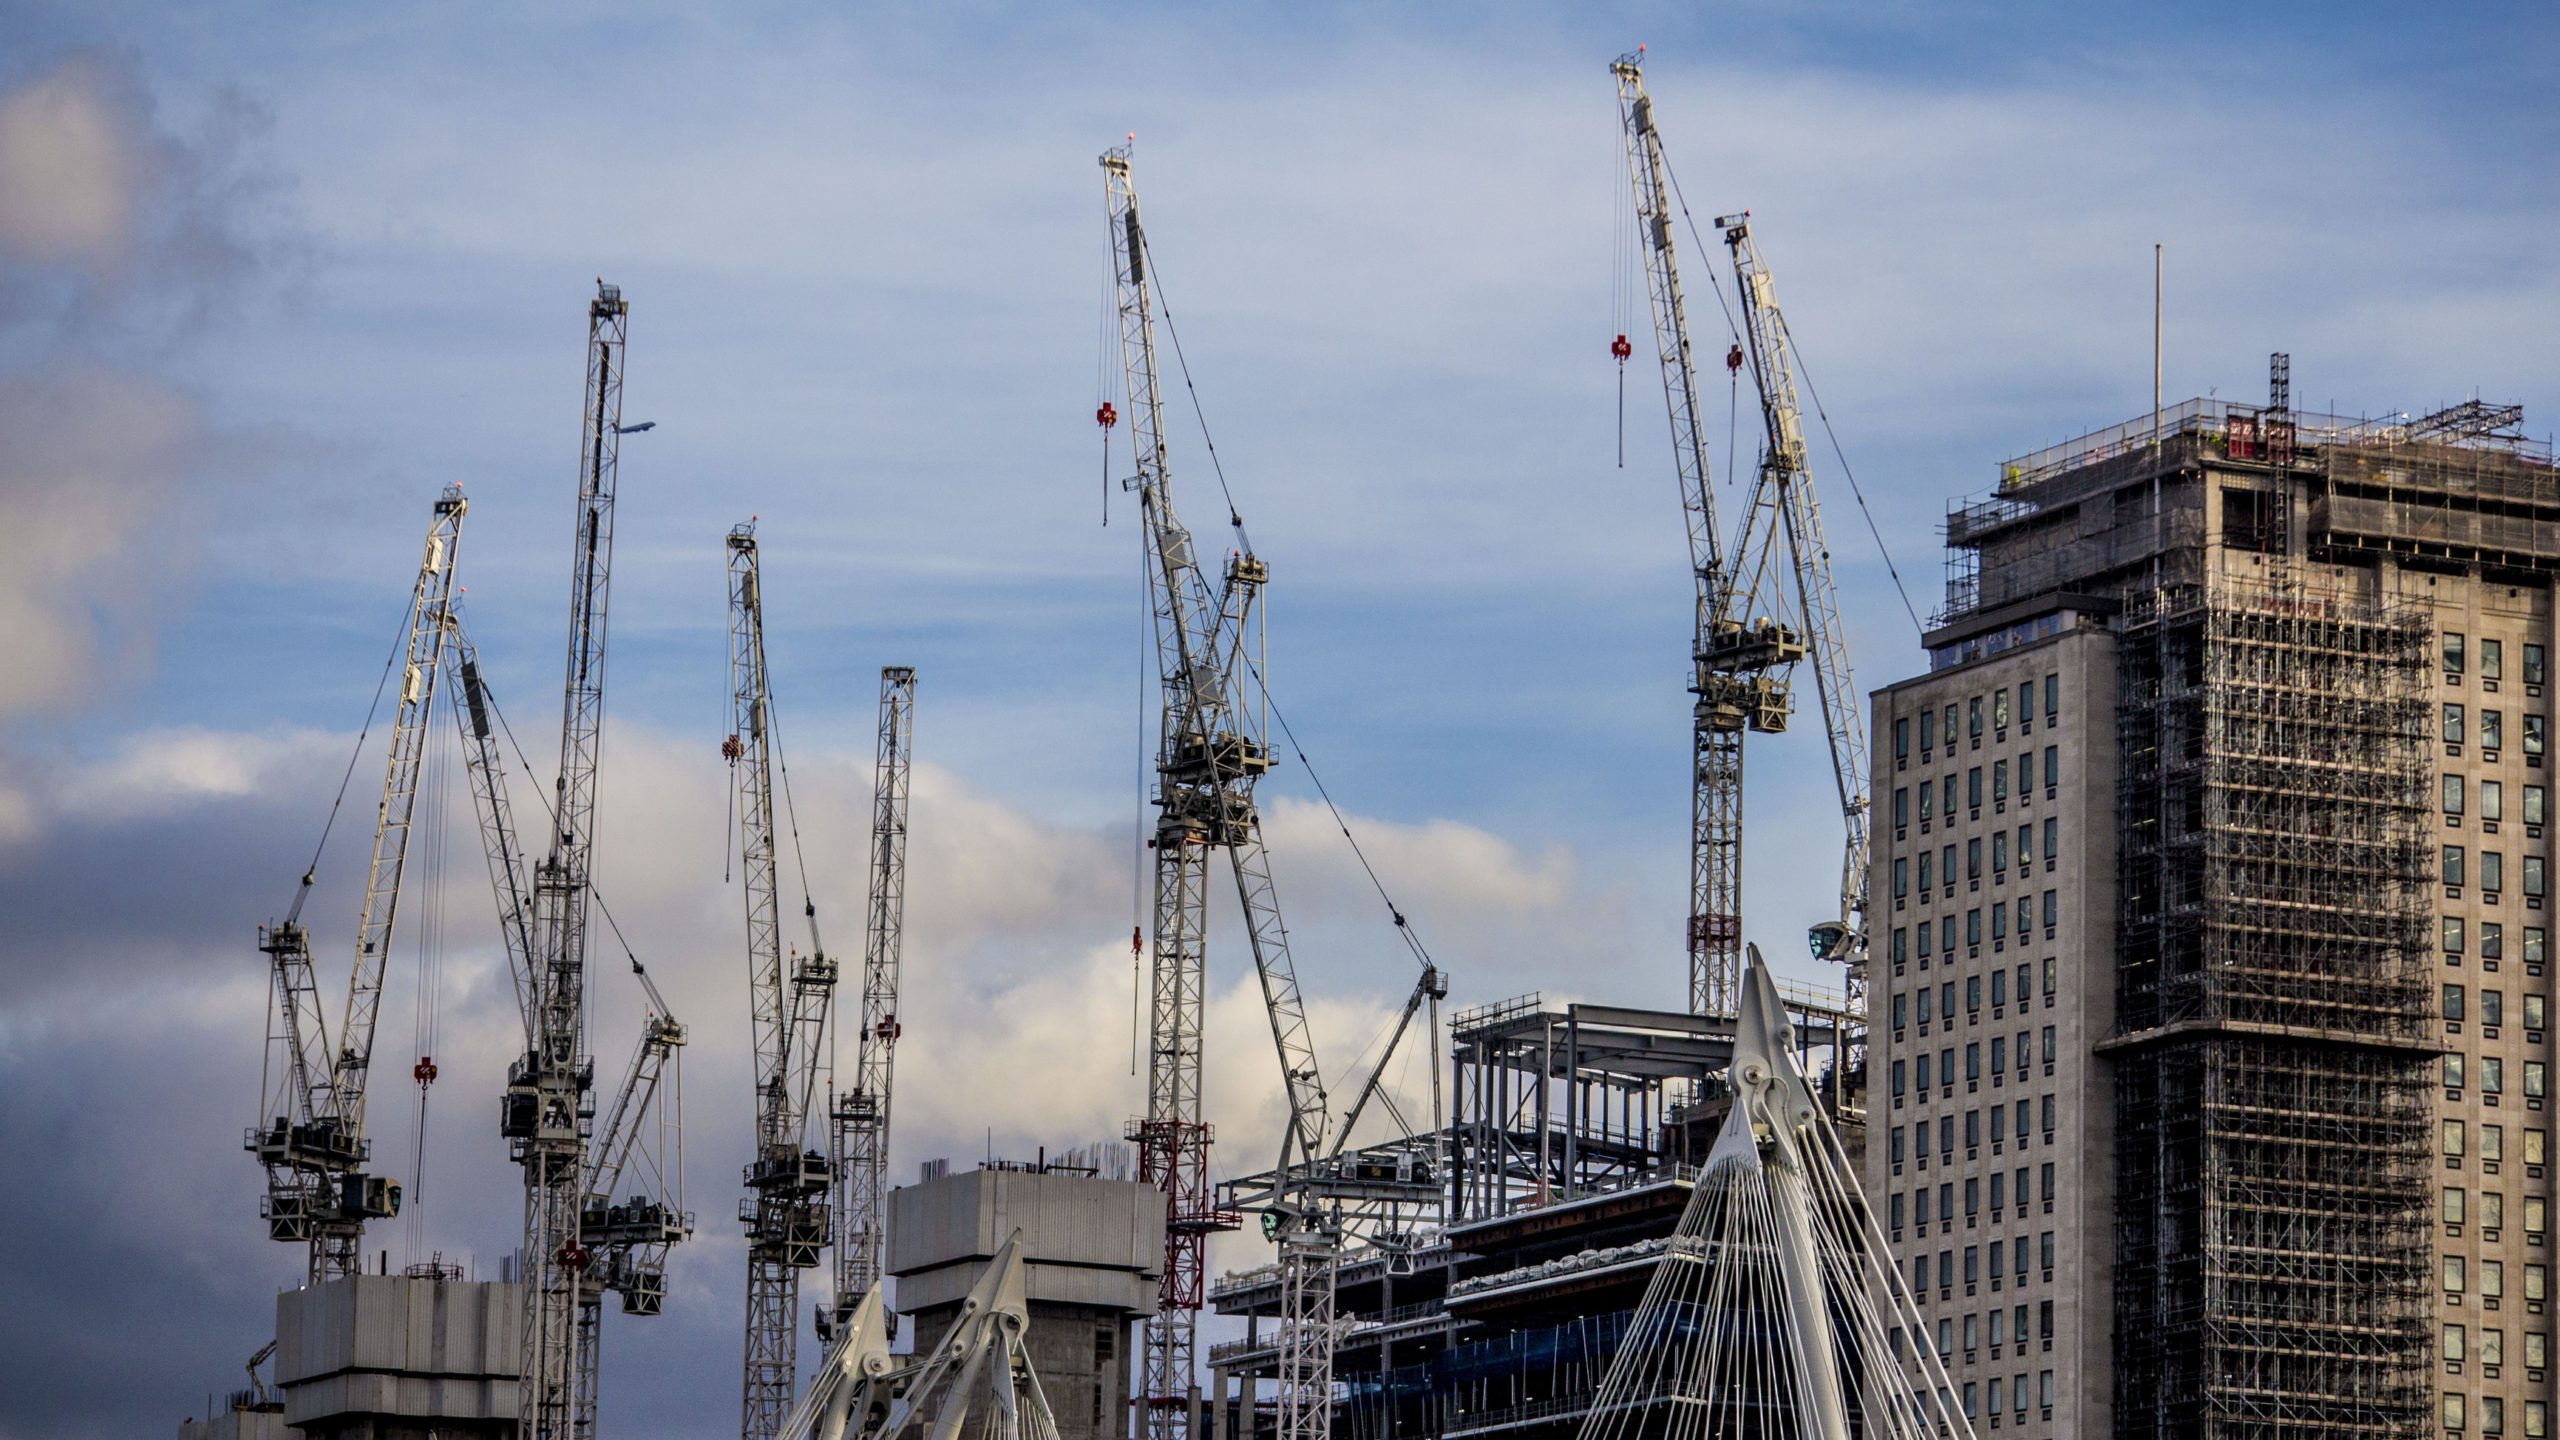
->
[1869, 376, 2556, 1440]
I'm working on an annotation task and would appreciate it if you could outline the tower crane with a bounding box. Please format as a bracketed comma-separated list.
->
[1101, 143, 1334, 1440]
[1714, 212, 1871, 1004]
[250, 483, 466, 1281]
[505, 279, 631, 1440]
[829, 666, 916, 1336]
[447, 606, 691, 1440]
[1614, 54, 1803, 1020]
[730, 523, 838, 1440]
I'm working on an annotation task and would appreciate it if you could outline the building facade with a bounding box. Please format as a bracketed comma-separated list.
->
[1869, 391, 2559, 1440]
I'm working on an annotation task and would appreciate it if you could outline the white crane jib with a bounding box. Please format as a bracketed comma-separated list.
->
[251, 483, 465, 1283]
[1101, 143, 1333, 1440]
[831, 665, 916, 1334]
[731, 523, 839, 1440]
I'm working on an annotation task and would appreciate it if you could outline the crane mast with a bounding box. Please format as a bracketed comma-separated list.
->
[1717, 213, 1871, 996]
[509, 279, 629, 1440]
[250, 484, 465, 1280]
[449, 604, 691, 1440]
[1102, 144, 1333, 1440]
[1614, 54, 1800, 1020]
[730, 524, 838, 1440]
[830, 666, 916, 1331]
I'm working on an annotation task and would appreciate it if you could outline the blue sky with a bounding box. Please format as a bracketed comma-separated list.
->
[0, 4, 2554, 1437]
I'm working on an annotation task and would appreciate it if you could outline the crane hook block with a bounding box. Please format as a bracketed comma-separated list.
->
[1727, 344, 1744, 373]
[1097, 402, 1118, 429]
[1612, 334, 1632, 362]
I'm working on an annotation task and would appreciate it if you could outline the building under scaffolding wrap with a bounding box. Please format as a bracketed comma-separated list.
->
[2108, 580, 2436, 1440]
[1873, 370, 2556, 1440]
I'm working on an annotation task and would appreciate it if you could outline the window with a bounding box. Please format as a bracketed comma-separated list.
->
[2451, 1393, 2469, 1432]
[2449, 1118, 2468, 1159]
[1993, 900, 2009, 940]
[2486, 1192, 2506, 1230]
[1994, 688, 2010, 729]
[1994, 759, 2009, 804]
[2449, 1187, 2469, 1225]
[2038, 1368, 2054, 1410]
[1894, 787, 1910, 828]
[1892, 1192, 1906, 1232]
[2485, 638, 2506, 681]
[2488, 852, 2508, 894]
[1992, 832, 2009, 874]
[2018, 824, 2033, 875]
[2484, 1327, 2505, 1367]
[2488, 1397, 2509, 1437]
[1944, 776, 1958, 818]
[2528, 785, 2546, 826]
[2484, 1259, 2505, 1299]
[2536, 715, 2552, 759]
[2450, 846, 2470, 888]
[1991, 1101, 2006, 1142]
[1967, 1044, 1983, 1083]
[1896, 718, 1911, 763]
[1991, 969, 2008, 1008]
[1969, 768, 1984, 809]
[1945, 703, 1959, 749]
[2484, 1124, 2505, 1162]
[1921, 781, 1936, 824]
[2451, 632, 2469, 675]
[2043, 890, 2058, 928]
[2043, 745, 2058, 788]
[1968, 976, 1984, 1014]
[1963, 1383, 1978, 1420]
[1918, 918, 1934, 959]
[2529, 1061, 2547, 1099]
[1895, 858, 1910, 900]
[2532, 644, 2551, 686]
[2019, 681, 2033, 730]
[2044, 674, 2058, 719]
[2450, 703, 2470, 746]
[2529, 1264, 2549, 1304]
[2530, 856, 2548, 900]
[2448, 984, 2468, 1022]
[2039, 1231, 2054, 1271]
[2040, 1092, 2056, 1138]
[2042, 956, 2056, 997]
[2450, 917, 2468, 957]
[1968, 909, 1983, 946]
[1943, 843, 1956, 888]
[1917, 1052, 1932, 1088]
[2485, 989, 2505, 1026]
[1970, 697, 1984, 741]
[2529, 1330, 2548, 1370]
[1893, 1062, 1908, 1102]
[1919, 853, 1935, 891]
[1965, 1169, 1980, 1210]
[1921, 710, 1936, 751]
[1893, 927, 1909, 966]
[2448, 1053, 2467, 1089]
[2486, 780, 2505, 823]
[2040, 1161, 2054, 1204]
[2450, 775, 2468, 817]
[2528, 1129, 2547, 1166]
[2530, 928, 2547, 966]
[2451, 1254, 2470, 1292]
[2530, 1195, 2549, 1237]
[2488, 709, 2509, 750]
[2450, 1322, 2468, 1364]
[2041, 1026, 2056, 1065]
[2486, 923, 2506, 960]
[1941, 1114, 1956, 1155]
[2529, 994, 2548, 1031]
[1965, 1246, 1980, 1284]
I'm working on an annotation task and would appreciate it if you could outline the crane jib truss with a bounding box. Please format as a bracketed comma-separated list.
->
[251, 483, 466, 1282]
[830, 665, 915, 1333]
[731, 524, 838, 1440]
[1614, 56, 1880, 1028]
[1101, 144, 1335, 1440]
[506, 279, 628, 1440]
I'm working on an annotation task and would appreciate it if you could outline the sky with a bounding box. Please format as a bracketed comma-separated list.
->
[0, 3, 2554, 1437]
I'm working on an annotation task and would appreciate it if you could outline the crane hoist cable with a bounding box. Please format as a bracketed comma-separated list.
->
[285, 591, 430, 925]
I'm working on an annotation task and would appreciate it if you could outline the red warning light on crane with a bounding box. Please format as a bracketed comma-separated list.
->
[1097, 402, 1118, 429]
[1612, 334, 1632, 363]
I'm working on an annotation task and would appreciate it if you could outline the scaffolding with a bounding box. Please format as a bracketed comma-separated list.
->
[2108, 575, 2436, 1440]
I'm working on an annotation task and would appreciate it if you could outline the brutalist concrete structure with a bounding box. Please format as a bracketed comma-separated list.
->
[271, 1272, 522, 1440]
[889, 1159, 1165, 1440]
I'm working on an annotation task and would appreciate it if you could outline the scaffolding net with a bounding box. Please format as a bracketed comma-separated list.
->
[2112, 576, 2435, 1440]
